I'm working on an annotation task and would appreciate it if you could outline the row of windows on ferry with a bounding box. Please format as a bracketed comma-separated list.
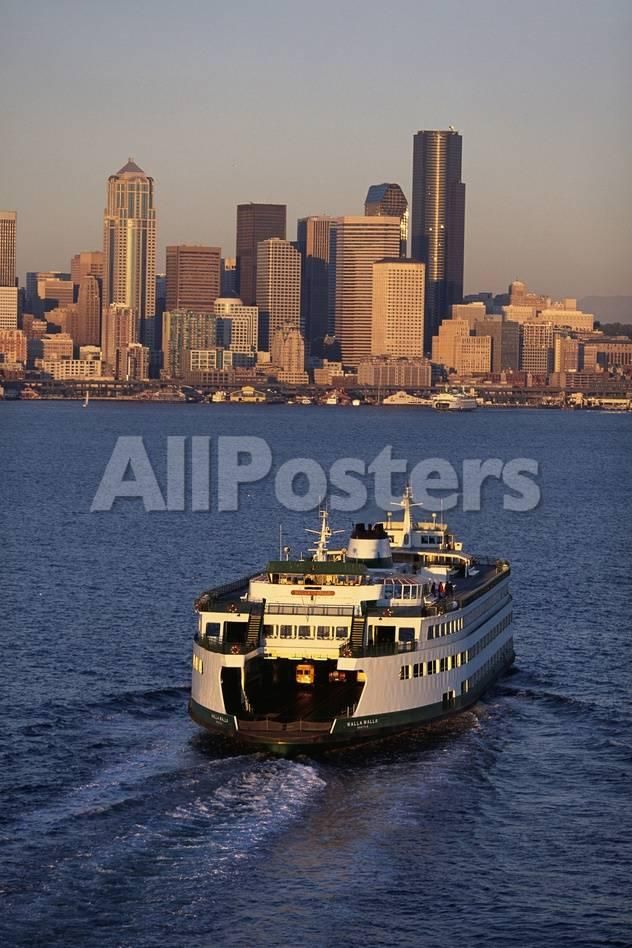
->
[398, 613, 512, 680]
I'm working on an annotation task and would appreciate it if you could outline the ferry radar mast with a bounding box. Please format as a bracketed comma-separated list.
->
[306, 508, 344, 561]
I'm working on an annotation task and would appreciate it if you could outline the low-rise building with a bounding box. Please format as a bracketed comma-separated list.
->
[0, 329, 27, 365]
[357, 356, 432, 388]
[39, 358, 103, 379]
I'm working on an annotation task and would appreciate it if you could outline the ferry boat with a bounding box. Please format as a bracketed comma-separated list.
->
[189, 487, 514, 753]
[432, 388, 478, 411]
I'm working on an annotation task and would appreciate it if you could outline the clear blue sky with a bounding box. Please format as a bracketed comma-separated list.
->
[2, 0, 630, 298]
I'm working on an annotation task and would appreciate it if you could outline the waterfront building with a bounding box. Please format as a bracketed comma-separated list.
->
[39, 358, 103, 380]
[582, 337, 632, 371]
[0, 286, 19, 330]
[296, 215, 336, 354]
[236, 203, 286, 306]
[431, 318, 470, 371]
[553, 335, 580, 373]
[312, 360, 344, 386]
[79, 345, 101, 361]
[101, 304, 137, 376]
[521, 322, 554, 373]
[214, 297, 258, 357]
[166, 245, 221, 312]
[370, 259, 425, 358]
[270, 325, 308, 385]
[161, 309, 217, 378]
[40, 332, 74, 361]
[0, 211, 17, 287]
[357, 356, 432, 388]
[256, 238, 301, 349]
[364, 183, 409, 258]
[116, 342, 150, 380]
[411, 129, 466, 347]
[103, 159, 156, 347]
[475, 317, 521, 372]
[453, 335, 492, 376]
[332, 216, 401, 367]
[0, 328, 26, 365]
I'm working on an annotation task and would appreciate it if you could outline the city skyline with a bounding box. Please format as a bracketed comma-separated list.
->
[1, 1, 630, 300]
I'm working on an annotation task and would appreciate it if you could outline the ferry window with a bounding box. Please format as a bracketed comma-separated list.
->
[335, 626, 348, 639]
[298, 625, 311, 639]
[402, 586, 410, 600]
[398, 627, 414, 642]
[413, 663, 420, 677]
[440, 657, 448, 672]
[428, 625, 434, 640]
[205, 622, 220, 638]
[384, 582, 394, 599]
[399, 665, 411, 680]
[461, 680, 469, 695]
[263, 624, 275, 638]
[427, 660, 435, 675]
[317, 625, 330, 639]
[280, 624, 293, 638]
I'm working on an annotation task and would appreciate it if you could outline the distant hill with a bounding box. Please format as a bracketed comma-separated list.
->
[579, 296, 632, 324]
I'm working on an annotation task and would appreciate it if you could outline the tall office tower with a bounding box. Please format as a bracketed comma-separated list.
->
[214, 297, 258, 356]
[220, 258, 237, 296]
[71, 251, 104, 290]
[332, 216, 401, 366]
[236, 203, 286, 306]
[364, 184, 408, 257]
[103, 159, 156, 347]
[165, 245, 221, 311]
[296, 216, 335, 355]
[161, 309, 217, 378]
[371, 259, 425, 358]
[411, 129, 466, 349]
[75, 275, 102, 346]
[256, 238, 301, 350]
[101, 304, 138, 375]
[0, 211, 17, 287]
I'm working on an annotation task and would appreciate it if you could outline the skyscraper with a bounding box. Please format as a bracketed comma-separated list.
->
[103, 159, 156, 347]
[71, 251, 104, 290]
[236, 203, 286, 306]
[364, 184, 408, 257]
[0, 211, 17, 287]
[332, 216, 401, 366]
[411, 129, 466, 349]
[75, 275, 102, 347]
[296, 216, 335, 355]
[371, 259, 425, 358]
[256, 238, 301, 350]
[166, 245, 221, 312]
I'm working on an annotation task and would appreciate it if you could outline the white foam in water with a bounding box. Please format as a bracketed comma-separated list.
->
[164, 758, 327, 880]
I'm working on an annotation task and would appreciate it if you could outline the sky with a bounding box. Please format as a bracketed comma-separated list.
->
[1, 0, 631, 299]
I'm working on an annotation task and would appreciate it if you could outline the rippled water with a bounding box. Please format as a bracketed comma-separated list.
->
[1, 403, 631, 947]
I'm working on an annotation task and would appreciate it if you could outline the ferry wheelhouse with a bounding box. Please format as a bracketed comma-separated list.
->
[189, 488, 514, 753]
